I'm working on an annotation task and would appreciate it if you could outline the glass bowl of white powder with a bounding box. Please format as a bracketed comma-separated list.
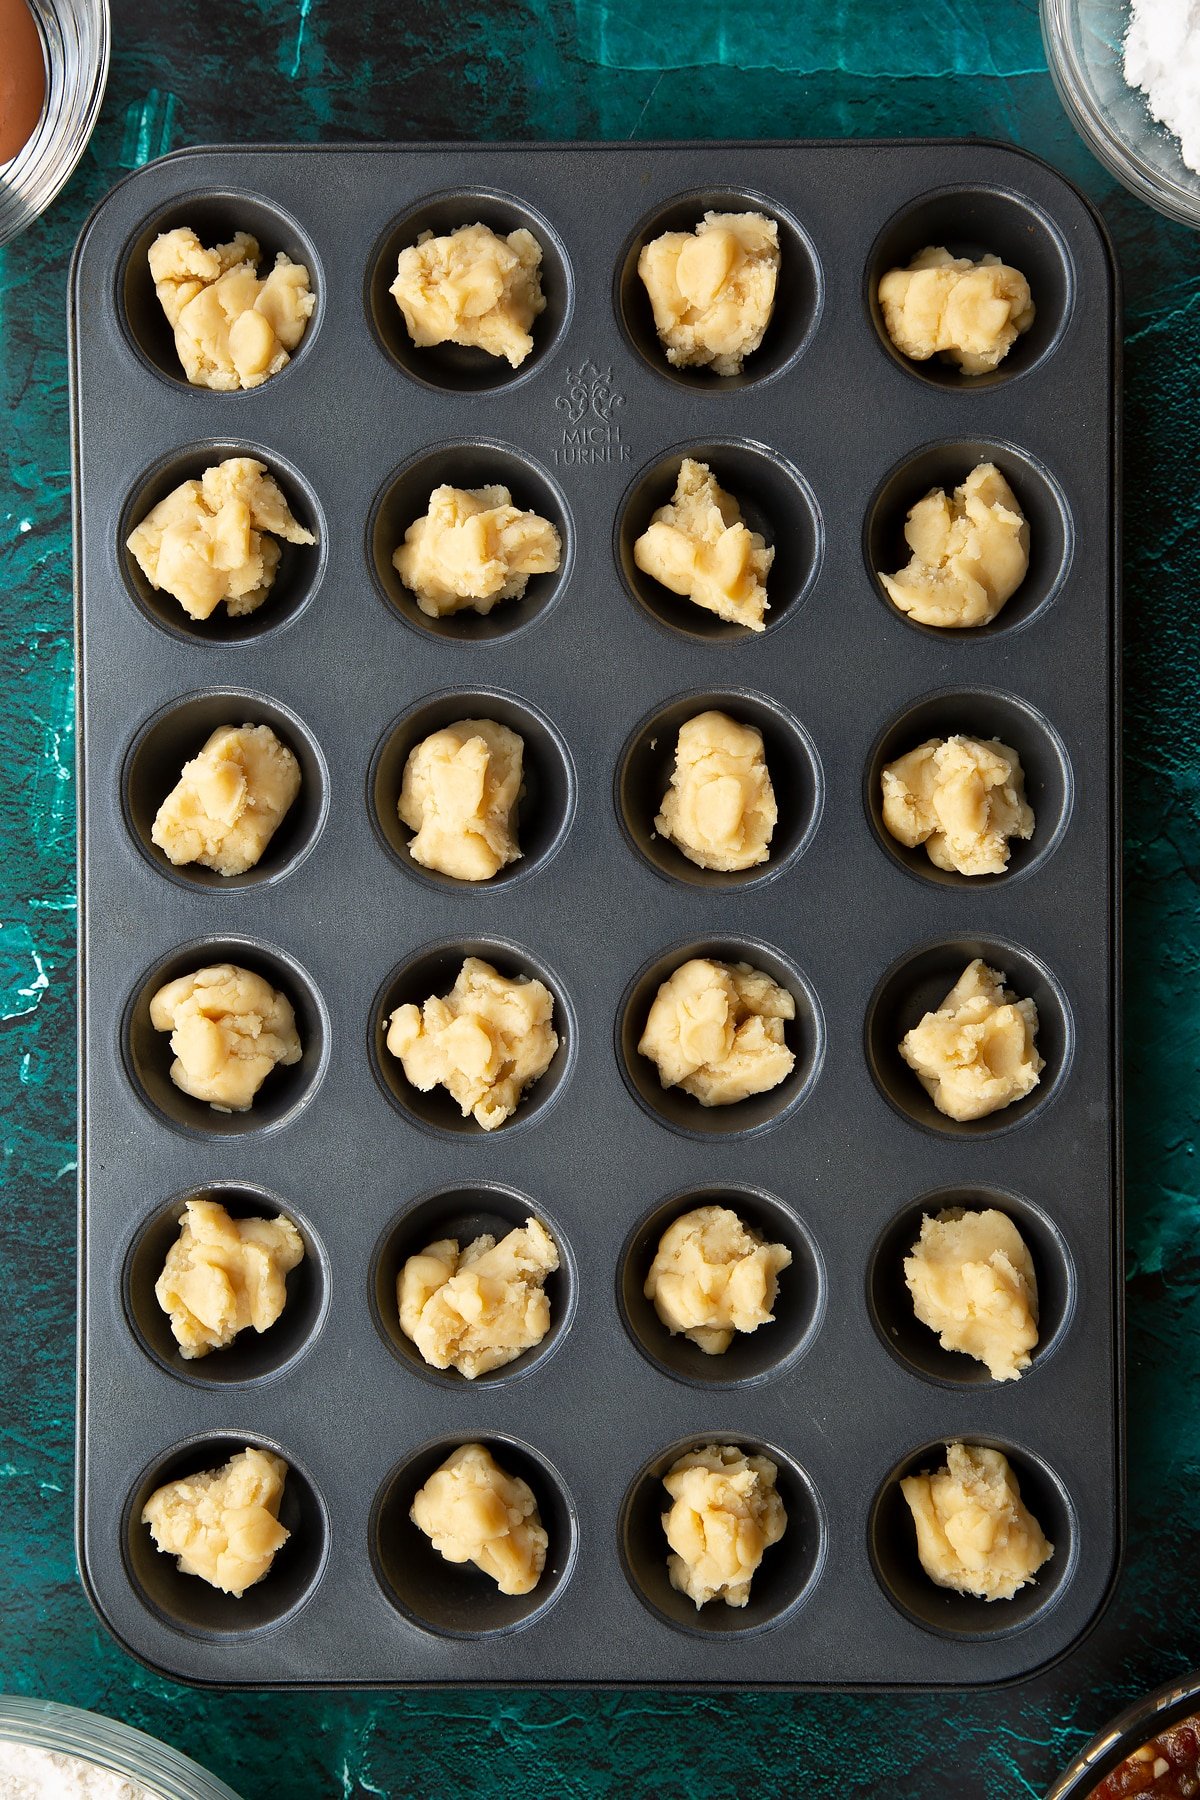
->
[0, 1696, 244, 1800]
[1041, 0, 1200, 229]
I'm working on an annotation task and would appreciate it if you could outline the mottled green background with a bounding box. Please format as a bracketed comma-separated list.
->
[2, 0, 1198, 1793]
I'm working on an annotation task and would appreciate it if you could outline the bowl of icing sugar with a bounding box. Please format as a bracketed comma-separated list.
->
[1041, 0, 1200, 229]
[0, 1696, 244, 1800]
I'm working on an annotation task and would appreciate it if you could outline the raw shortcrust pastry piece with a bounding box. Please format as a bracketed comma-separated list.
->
[386, 955, 558, 1131]
[662, 1443, 787, 1608]
[410, 1442, 547, 1595]
[636, 957, 798, 1108]
[390, 222, 546, 367]
[141, 1446, 290, 1596]
[639, 957, 795, 1106]
[878, 463, 1029, 630]
[904, 1208, 1039, 1382]
[656, 711, 778, 873]
[634, 458, 774, 631]
[126, 456, 316, 623]
[393, 483, 562, 619]
[399, 1217, 559, 1379]
[899, 958, 1043, 1123]
[638, 211, 780, 377]
[156, 1199, 305, 1359]
[877, 246, 1035, 376]
[881, 735, 1034, 877]
[148, 227, 315, 390]
[399, 718, 523, 882]
[900, 1442, 1053, 1601]
[645, 1205, 792, 1354]
[149, 963, 302, 1113]
[152, 723, 301, 878]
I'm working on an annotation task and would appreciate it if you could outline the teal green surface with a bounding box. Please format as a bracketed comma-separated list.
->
[3, 0, 1199, 1793]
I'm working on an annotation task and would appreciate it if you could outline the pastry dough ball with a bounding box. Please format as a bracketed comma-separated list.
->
[634, 459, 773, 632]
[149, 963, 302, 1113]
[878, 463, 1029, 629]
[899, 958, 1043, 1123]
[638, 957, 795, 1107]
[656, 712, 777, 873]
[156, 1199, 304, 1359]
[662, 1443, 787, 1608]
[410, 1442, 547, 1595]
[645, 1205, 792, 1354]
[399, 1217, 559, 1379]
[878, 246, 1035, 376]
[900, 1442, 1053, 1601]
[904, 1208, 1039, 1381]
[393, 483, 561, 619]
[142, 1446, 289, 1596]
[638, 212, 780, 377]
[399, 718, 523, 882]
[390, 223, 546, 368]
[881, 735, 1034, 877]
[127, 456, 316, 623]
[148, 228, 315, 390]
[386, 956, 558, 1130]
[152, 723, 301, 877]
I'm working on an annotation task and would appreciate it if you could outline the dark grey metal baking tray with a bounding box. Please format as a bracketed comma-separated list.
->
[71, 138, 1122, 1688]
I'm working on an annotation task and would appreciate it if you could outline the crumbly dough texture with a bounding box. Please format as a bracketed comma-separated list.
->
[900, 959, 1043, 1123]
[126, 456, 316, 623]
[877, 245, 1035, 376]
[393, 483, 561, 619]
[905, 1208, 1039, 1382]
[399, 718, 523, 882]
[399, 1217, 559, 1379]
[410, 1442, 547, 1595]
[390, 223, 546, 367]
[881, 735, 1034, 877]
[152, 723, 301, 877]
[386, 956, 558, 1130]
[634, 458, 774, 631]
[638, 211, 780, 377]
[156, 1199, 305, 1360]
[645, 1205, 792, 1355]
[662, 1443, 787, 1608]
[656, 711, 778, 872]
[141, 1446, 289, 1596]
[878, 462, 1029, 629]
[639, 957, 795, 1107]
[148, 227, 315, 390]
[149, 963, 302, 1113]
[900, 1442, 1053, 1601]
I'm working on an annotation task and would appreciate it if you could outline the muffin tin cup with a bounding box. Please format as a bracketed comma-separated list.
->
[124, 1184, 330, 1387]
[118, 440, 327, 646]
[619, 1435, 828, 1637]
[122, 1433, 330, 1638]
[123, 688, 330, 891]
[370, 1183, 577, 1388]
[370, 1433, 579, 1637]
[75, 140, 1120, 1689]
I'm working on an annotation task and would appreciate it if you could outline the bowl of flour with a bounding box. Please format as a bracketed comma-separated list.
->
[0, 1697, 243, 1800]
[1041, 0, 1200, 228]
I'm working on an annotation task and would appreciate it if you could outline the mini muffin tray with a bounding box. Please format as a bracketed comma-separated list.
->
[71, 140, 1122, 1689]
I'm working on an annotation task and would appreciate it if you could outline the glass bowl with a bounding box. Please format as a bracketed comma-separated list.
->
[1040, 0, 1200, 229]
[0, 0, 110, 247]
[0, 1696, 244, 1800]
[1046, 1668, 1200, 1797]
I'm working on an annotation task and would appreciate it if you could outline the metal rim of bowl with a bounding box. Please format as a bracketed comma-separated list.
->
[1040, 0, 1200, 230]
[0, 1694, 244, 1800]
[0, 0, 112, 248]
[1046, 1668, 1200, 1797]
